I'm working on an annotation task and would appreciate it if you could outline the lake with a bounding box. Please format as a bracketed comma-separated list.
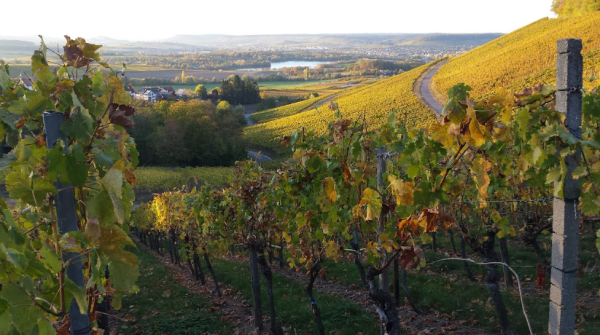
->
[241, 60, 333, 71]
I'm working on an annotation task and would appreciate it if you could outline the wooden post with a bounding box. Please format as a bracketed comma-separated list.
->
[43, 112, 91, 335]
[376, 146, 389, 293]
[549, 38, 583, 335]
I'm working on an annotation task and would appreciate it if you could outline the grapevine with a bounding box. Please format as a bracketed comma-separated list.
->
[0, 36, 139, 334]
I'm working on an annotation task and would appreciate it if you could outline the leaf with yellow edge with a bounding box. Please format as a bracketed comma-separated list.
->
[471, 157, 492, 205]
[388, 175, 414, 206]
[323, 177, 336, 202]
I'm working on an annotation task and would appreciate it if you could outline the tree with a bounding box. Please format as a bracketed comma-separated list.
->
[219, 75, 261, 105]
[195, 84, 208, 99]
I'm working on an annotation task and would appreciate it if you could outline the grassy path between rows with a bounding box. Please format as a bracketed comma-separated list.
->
[115, 241, 378, 334]
[211, 257, 378, 334]
[114, 244, 234, 335]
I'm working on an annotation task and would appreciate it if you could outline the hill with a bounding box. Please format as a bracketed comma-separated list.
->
[432, 13, 600, 100]
[244, 63, 439, 154]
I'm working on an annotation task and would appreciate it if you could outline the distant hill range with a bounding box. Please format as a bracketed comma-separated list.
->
[166, 33, 503, 49]
[398, 33, 504, 47]
[0, 33, 504, 58]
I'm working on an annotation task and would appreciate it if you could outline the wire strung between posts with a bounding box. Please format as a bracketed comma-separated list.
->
[450, 197, 555, 205]
[429, 257, 533, 335]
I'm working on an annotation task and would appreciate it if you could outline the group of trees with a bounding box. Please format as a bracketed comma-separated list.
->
[552, 0, 600, 15]
[129, 99, 247, 167]
[220, 74, 261, 105]
[348, 59, 424, 75]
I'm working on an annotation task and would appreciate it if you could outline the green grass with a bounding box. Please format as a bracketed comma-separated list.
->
[115, 244, 234, 335]
[320, 230, 600, 335]
[134, 166, 233, 192]
[211, 258, 378, 335]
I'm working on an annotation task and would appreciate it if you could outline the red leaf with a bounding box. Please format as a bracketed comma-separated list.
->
[108, 104, 136, 128]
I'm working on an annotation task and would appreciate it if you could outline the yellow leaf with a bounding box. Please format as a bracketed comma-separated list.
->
[360, 188, 381, 221]
[388, 175, 414, 206]
[471, 157, 492, 205]
[282, 231, 291, 243]
[429, 123, 454, 148]
[467, 117, 486, 147]
[323, 177, 337, 202]
[325, 241, 337, 258]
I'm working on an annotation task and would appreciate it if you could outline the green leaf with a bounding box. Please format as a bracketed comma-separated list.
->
[8, 89, 49, 116]
[0, 297, 9, 315]
[5, 171, 56, 206]
[87, 190, 117, 224]
[1, 246, 29, 270]
[64, 143, 89, 186]
[0, 61, 10, 88]
[546, 167, 562, 184]
[101, 167, 123, 199]
[39, 247, 63, 273]
[386, 111, 396, 127]
[59, 107, 94, 143]
[64, 280, 87, 314]
[515, 108, 531, 140]
[532, 146, 547, 167]
[31, 51, 56, 84]
[407, 165, 420, 179]
[572, 166, 587, 180]
[35, 318, 56, 335]
[97, 224, 139, 291]
[580, 192, 600, 216]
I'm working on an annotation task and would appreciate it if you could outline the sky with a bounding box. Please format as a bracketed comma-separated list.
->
[2, 0, 556, 41]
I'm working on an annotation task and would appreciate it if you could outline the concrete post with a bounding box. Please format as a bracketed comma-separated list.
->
[376, 146, 389, 293]
[548, 39, 583, 335]
[43, 112, 91, 335]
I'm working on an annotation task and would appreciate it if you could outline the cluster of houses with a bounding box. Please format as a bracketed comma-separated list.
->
[125, 86, 219, 103]
[125, 86, 179, 102]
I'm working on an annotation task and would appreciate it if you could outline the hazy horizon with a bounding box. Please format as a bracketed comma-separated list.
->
[4, 0, 555, 42]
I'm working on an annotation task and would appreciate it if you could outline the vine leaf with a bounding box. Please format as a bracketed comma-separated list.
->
[471, 157, 492, 206]
[108, 103, 136, 128]
[323, 177, 336, 202]
[60, 107, 94, 143]
[388, 175, 414, 206]
[358, 187, 381, 221]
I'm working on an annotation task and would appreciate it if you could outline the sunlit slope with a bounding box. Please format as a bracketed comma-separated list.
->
[433, 13, 600, 100]
[251, 95, 330, 123]
[244, 63, 437, 154]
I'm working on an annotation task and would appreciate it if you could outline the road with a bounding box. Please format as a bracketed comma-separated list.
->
[418, 60, 449, 115]
[247, 150, 272, 162]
